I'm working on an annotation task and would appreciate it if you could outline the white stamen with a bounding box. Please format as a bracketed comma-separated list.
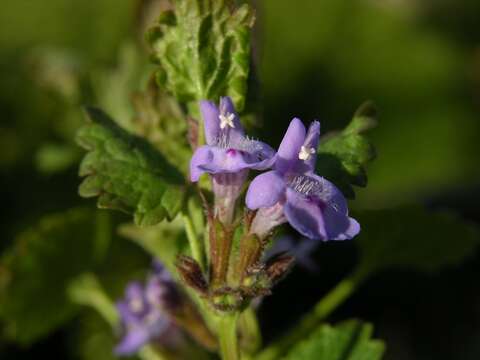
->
[236, 136, 264, 154]
[288, 175, 339, 209]
[298, 145, 316, 161]
[219, 112, 235, 129]
[213, 134, 265, 157]
[289, 175, 327, 197]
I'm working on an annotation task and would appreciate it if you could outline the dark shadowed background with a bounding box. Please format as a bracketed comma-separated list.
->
[1, 0, 480, 359]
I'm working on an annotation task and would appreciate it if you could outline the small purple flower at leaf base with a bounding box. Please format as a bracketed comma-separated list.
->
[246, 118, 360, 241]
[190, 97, 276, 223]
[115, 262, 181, 356]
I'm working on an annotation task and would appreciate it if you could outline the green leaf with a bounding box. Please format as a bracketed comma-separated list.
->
[130, 81, 192, 175]
[0, 208, 104, 344]
[282, 320, 385, 360]
[355, 207, 480, 276]
[68, 273, 119, 328]
[74, 311, 123, 360]
[148, 0, 254, 110]
[118, 215, 189, 274]
[35, 143, 81, 174]
[92, 42, 150, 133]
[76, 107, 186, 226]
[316, 102, 377, 198]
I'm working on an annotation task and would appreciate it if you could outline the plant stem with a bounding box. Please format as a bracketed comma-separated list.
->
[218, 313, 240, 360]
[67, 273, 118, 327]
[257, 270, 367, 360]
[182, 213, 205, 270]
[238, 307, 262, 354]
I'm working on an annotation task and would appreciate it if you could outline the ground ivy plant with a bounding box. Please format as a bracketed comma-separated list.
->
[2, 1, 479, 360]
[74, 1, 479, 359]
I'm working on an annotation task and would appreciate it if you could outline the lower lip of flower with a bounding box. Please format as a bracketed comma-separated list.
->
[305, 195, 326, 210]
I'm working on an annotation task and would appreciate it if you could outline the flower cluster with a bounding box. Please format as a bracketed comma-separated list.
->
[190, 97, 276, 224]
[115, 262, 181, 355]
[191, 96, 360, 241]
[115, 261, 216, 356]
[114, 97, 364, 357]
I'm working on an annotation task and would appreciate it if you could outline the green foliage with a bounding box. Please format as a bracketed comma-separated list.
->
[130, 81, 192, 175]
[68, 273, 119, 327]
[118, 215, 189, 274]
[92, 42, 150, 133]
[35, 142, 82, 174]
[76, 107, 186, 226]
[317, 102, 377, 198]
[147, 0, 254, 110]
[0, 208, 104, 344]
[75, 311, 123, 360]
[282, 320, 384, 360]
[355, 207, 480, 276]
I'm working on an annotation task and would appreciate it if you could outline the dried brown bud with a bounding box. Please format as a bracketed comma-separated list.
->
[243, 209, 257, 232]
[265, 252, 295, 284]
[208, 217, 234, 288]
[234, 233, 265, 284]
[176, 255, 208, 295]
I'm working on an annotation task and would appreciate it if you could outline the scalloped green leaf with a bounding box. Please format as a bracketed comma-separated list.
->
[147, 0, 254, 110]
[76, 107, 186, 226]
[355, 207, 480, 276]
[316, 102, 377, 198]
[282, 320, 385, 360]
[0, 208, 104, 344]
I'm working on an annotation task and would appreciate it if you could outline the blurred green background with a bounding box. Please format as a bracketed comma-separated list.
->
[1, 0, 480, 359]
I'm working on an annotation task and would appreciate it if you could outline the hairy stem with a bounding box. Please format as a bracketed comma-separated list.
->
[219, 313, 240, 360]
[257, 269, 367, 360]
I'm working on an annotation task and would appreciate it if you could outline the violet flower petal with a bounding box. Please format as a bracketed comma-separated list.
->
[200, 100, 220, 145]
[246, 170, 286, 210]
[190, 145, 275, 182]
[190, 145, 214, 182]
[192, 97, 276, 182]
[117, 301, 140, 325]
[284, 187, 328, 240]
[323, 206, 360, 240]
[151, 260, 172, 281]
[125, 282, 144, 301]
[284, 175, 359, 240]
[306, 173, 349, 215]
[114, 327, 151, 355]
[276, 118, 306, 174]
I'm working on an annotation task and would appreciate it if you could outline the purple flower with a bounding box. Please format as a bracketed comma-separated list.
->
[246, 118, 360, 241]
[190, 97, 276, 182]
[190, 97, 276, 223]
[115, 262, 180, 355]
